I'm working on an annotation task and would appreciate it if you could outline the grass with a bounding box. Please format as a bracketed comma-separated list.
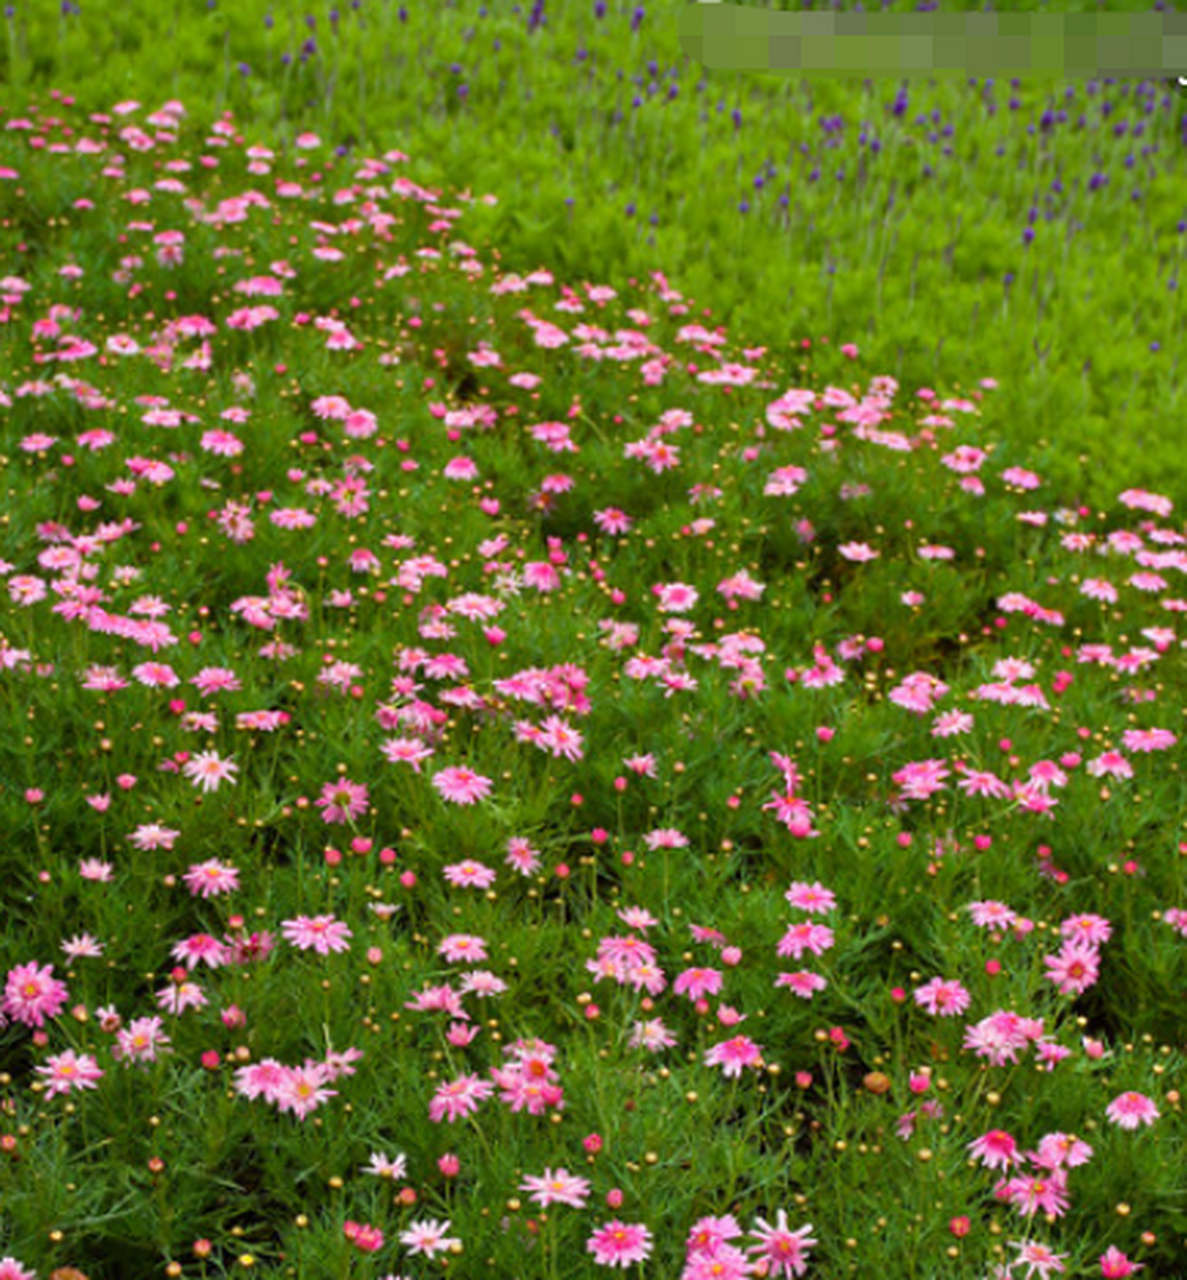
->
[0, 4, 1186, 1280]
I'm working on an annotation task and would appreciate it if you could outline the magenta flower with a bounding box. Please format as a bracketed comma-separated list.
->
[747, 1211, 816, 1278]
[183, 859, 241, 898]
[1099, 1245, 1145, 1277]
[776, 922, 834, 960]
[35, 1049, 104, 1098]
[315, 777, 369, 824]
[1043, 944, 1100, 996]
[967, 1129, 1019, 1171]
[1105, 1091, 1160, 1130]
[586, 1221, 653, 1268]
[429, 1074, 494, 1123]
[704, 1035, 764, 1078]
[784, 881, 837, 914]
[913, 977, 972, 1017]
[274, 1063, 337, 1119]
[673, 968, 723, 1001]
[343, 1220, 385, 1252]
[432, 765, 493, 805]
[281, 915, 353, 955]
[3, 961, 68, 1028]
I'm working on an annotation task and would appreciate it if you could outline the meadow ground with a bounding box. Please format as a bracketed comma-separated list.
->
[1, 4, 1187, 1280]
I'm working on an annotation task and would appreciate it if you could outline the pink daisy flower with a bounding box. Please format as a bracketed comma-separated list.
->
[967, 1129, 1019, 1171]
[776, 922, 835, 960]
[683, 1246, 752, 1279]
[183, 859, 241, 898]
[1059, 913, 1113, 947]
[784, 881, 837, 914]
[587, 1221, 653, 1268]
[1099, 1245, 1145, 1277]
[443, 860, 497, 889]
[281, 915, 353, 955]
[1009, 1239, 1068, 1279]
[171, 933, 228, 970]
[36, 1048, 104, 1098]
[913, 977, 972, 1017]
[673, 968, 723, 1001]
[747, 1211, 816, 1278]
[704, 1035, 764, 1078]
[629, 1018, 678, 1052]
[520, 1167, 592, 1209]
[3, 961, 69, 1028]
[234, 1058, 288, 1103]
[181, 749, 239, 793]
[433, 765, 493, 805]
[1105, 1091, 1160, 1130]
[113, 1016, 172, 1066]
[429, 1074, 494, 1123]
[438, 934, 489, 963]
[274, 1063, 337, 1120]
[0, 1260, 36, 1280]
[999, 1170, 1070, 1218]
[315, 778, 369, 824]
[1043, 944, 1100, 996]
[505, 837, 542, 876]
[400, 1218, 460, 1259]
[775, 971, 828, 999]
[687, 1215, 744, 1256]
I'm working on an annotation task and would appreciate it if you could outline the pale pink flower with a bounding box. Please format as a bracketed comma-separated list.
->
[129, 823, 181, 851]
[61, 934, 104, 961]
[400, 1218, 460, 1259]
[364, 1150, 408, 1180]
[1009, 1239, 1068, 1279]
[630, 1018, 677, 1052]
[181, 750, 239, 793]
[1059, 913, 1113, 947]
